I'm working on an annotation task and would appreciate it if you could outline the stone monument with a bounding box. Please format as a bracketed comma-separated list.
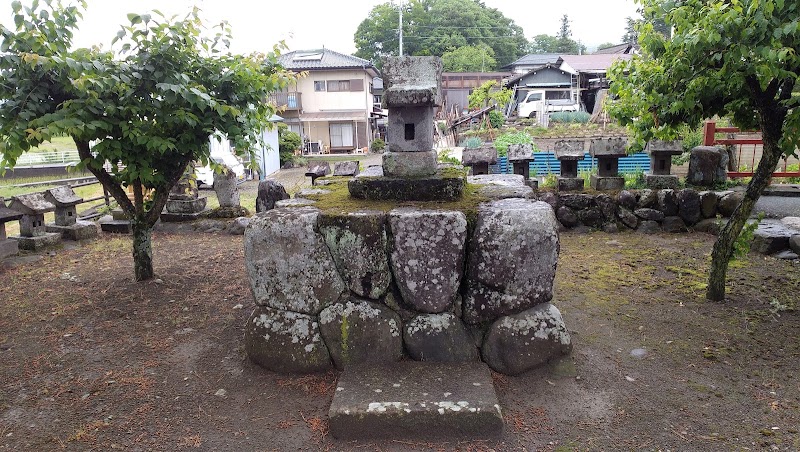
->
[645, 140, 683, 189]
[507, 143, 536, 187]
[8, 193, 61, 250]
[44, 186, 98, 240]
[554, 139, 586, 191]
[0, 197, 22, 259]
[348, 56, 465, 201]
[589, 137, 627, 190]
[687, 145, 728, 186]
[160, 166, 208, 222]
[462, 145, 497, 175]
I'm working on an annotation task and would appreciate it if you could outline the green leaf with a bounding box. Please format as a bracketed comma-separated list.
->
[127, 13, 141, 25]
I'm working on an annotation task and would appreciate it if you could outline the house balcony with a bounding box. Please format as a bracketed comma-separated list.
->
[268, 91, 302, 111]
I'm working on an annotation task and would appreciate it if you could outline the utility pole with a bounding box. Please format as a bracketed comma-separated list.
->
[398, 0, 404, 56]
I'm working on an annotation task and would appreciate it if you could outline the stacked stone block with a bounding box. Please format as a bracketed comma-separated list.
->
[0, 197, 23, 259]
[589, 137, 627, 190]
[161, 167, 208, 222]
[8, 193, 61, 250]
[507, 143, 536, 187]
[44, 186, 97, 240]
[554, 140, 586, 191]
[462, 146, 497, 176]
[645, 140, 683, 189]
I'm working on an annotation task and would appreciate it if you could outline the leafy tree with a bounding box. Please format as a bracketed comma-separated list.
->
[621, 16, 640, 45]
[468, 80, 512, 109]
[442, 44, 496, 72]
[608, 0, 799, 301]
[595, 42, 617, 52]
[354, 0, 527, 68]
[554, 14, 585, 54]
[0, 1, 292, 281]
[277, 123, 301, 165]
[527, 34, 560, 53]
[623, 4, 673, 45]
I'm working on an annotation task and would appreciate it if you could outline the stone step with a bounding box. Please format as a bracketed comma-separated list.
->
[328, 361, 503, 440]
[100, 220, 132, 234]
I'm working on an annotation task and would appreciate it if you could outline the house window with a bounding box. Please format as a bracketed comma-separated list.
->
[327, 80, 350, 92]
[314, 81, 326, 92]
[330, 123, 354, 148]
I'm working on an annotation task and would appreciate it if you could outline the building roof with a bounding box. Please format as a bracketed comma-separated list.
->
[44, 186, 82, 207]
[0, 197, 23, 223]
[501, 54, 561, 70]
[594, 43, 636, 54]
[8, 193, 55, 215]
[504, 63, 568, 86]
[278, 49, 378, 76]
[559, 54, 633, 73]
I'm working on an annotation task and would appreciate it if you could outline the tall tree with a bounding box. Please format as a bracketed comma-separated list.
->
[0, 1, 292, 281]
[442, 44, 496, 72]
[554, 14, 581, 53]
[527, 34, 560, 53]
[354, 0, 528, 68]
[608, 0, 799, 301]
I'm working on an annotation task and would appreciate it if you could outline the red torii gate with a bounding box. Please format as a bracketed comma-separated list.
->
[702, 120, 800, 178]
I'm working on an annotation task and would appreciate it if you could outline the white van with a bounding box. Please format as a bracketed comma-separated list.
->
[195, 133, 246, 187]
[518, 90, 579, 119]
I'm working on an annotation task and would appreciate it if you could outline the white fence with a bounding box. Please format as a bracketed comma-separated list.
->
[2, 150, 81, 166]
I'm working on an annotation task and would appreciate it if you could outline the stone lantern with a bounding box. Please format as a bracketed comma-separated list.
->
[589, 137, 627, 190]
[554, 139, 586, 191]
[161, 165, 208, 222]
[8, 192, 61, 250]
[0, 197, 23, 259]
[44, 186, 97, 240]
[462, 145, 497, 176]
[645, 140, 683, 189]
[507, 143, 536, 188]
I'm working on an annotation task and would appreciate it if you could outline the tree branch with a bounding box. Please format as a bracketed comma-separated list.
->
[75, 138, 135, 214]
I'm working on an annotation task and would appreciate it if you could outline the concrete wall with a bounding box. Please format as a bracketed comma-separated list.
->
[299, 69, 374, 113]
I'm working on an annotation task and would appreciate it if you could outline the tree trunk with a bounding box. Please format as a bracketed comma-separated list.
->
[705, 112, 785, 301]
[132, 219, 154, 282]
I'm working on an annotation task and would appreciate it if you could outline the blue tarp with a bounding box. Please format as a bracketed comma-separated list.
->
[489, 152, 651, 176]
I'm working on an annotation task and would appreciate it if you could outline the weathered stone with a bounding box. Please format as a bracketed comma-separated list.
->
[404, 313, 479, 362]
[637, 189, 657, 208]
[333, 160, 361, 177]
[227, 217, 249, 235]
[645, 140, 683, 176]
[657, 189, 679, 216]
[553, 140, 585, 159]
[575, 207, 604, 229]
[386, 107, 436, 153]
[329, 362, 503, 440]
[507, 143, 534, 161]
[382, 286, 417, 322]
[645, 174, 679, 189]
[590, 175, 625, 190]
[463, 199, 559, 324]
[382, 56, 443, 107]
[468, 174, 533, 199]
[537, 191, 559, 209]
[383, 150, 438, 177]
[699, 191, 718, 219]
[213, 166, 240, 207]
[687, 146, 728, 186]
[306, 161, 331, 179]
[99, 219, 132, 234]
[789, 235, 800, 254]
[0, 239, 19, 259]
[389, 208, 466, 313]
[617, 207, 639, 229]
[694, 218, 724, 235]
[319, 300, 402, 370]
[717, 191, 745, 217]
[44, 186, 82, 227]
[297, 188, 331, 197]
[45, 221, 98, 241]
[773, 250, 799, 260]
[637, 220, 661, 234]
[617, 190, 637, 210]
[10, 232, 61, 251]
[245, 207, 346, 315]
[557, 177, 585, 191]
[677, 189, 702, 225]
[169, 168, 199, 200]
[634, 208, 664, 222]
[255, 180, 290, 212]
[556, 206, 579, 228]
[589, 137, 627, 157]
[781, 217, 800, 232]
[595, 194, 617, 222]
[349, 166, 465, 201]
[165, 197, 207, 214]
[602, 222, 619, 233]
[319, 210, 391, 300]
[275, 198, 317, 208]
[205, 205, 249, 219]
[462, 147, 498, 165]
[559, 193, 595, 210]
[481, 303, 572, 375]
[751, 220, 793, 255]
[244, 306, 331, 374]
[661, 216, 687, 233]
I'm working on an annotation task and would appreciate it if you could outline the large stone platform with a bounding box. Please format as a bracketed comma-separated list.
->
[329, 362, 503, 440]
[348, 165, 466, 202]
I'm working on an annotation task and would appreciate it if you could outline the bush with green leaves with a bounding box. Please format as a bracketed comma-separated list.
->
[437, 149, 460, 165]
[460, 137, 483, 149]
[488, 110, 504, 128]
[493, 131, 534, 157]
[549, 111, 591, 124]
[370, 137, 386, 153]
[277, 123, 301, 165]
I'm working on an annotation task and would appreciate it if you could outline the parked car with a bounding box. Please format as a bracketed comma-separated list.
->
[518, 90, 579, 119]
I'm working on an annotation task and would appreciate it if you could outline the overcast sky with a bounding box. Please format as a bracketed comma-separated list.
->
[2, 0, 641, 55]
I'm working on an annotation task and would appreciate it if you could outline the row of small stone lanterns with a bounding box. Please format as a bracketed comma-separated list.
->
[462, 138, 685, 191]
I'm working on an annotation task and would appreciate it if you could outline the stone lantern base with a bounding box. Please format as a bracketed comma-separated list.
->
[348, 165, 466, 202]
[590, 175, 625, 191]
[645, 174, 679, 189]
[10, 232, 61, 251]
[557, 177, 585, 191]
[46, 221, 98, 241]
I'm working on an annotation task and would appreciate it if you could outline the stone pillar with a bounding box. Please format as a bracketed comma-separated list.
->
[554, 140, 586, 191]
[381, 56, 442, 178]
[645, 140, 683, 189]
[589, 137, 627, 190]
[213, 165, 241, 208]
[507, 143, 536, 187]
[462, 145, 497, 175]
[687, 146, 728, 186]
[0, 198, 22, 259]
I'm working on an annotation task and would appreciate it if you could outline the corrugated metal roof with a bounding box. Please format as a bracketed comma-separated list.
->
[279, 49, 376, 72]
[594, 43, 635, 54]
[502, 54, 561, 69]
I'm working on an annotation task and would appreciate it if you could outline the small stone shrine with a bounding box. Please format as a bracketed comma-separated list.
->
[348, 56, 465, 201]
[0, 197, 23, 259]
[461, 145, 497, 175]
[161, 166, 208, 222]
[44, 186, 97, 240]
[8, 193, 61, 250]
[507, 143, 536, 187]
[589, 137, 628, 190]
[645, 140, 683, 189]
[554, 139, 586, 191]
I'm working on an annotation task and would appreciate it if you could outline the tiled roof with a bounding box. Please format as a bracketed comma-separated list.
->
[502, 54, 561, 69]
[278, 48, 376, 71]
[560, 54, 633, 72]
[594, 43, 635, 54]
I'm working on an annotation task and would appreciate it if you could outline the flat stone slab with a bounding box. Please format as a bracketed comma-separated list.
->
[468, 174, 533, 199]
[159, 211, 207, 222]
[348, 167, 465, 201]
[10, 232, 61, 251]
[645, 174, 679, 189]
[46, 221, 98, 241]
[0, 239, 19, 259]
[100, 220, 132, 234]
[329, 362, 503, 440]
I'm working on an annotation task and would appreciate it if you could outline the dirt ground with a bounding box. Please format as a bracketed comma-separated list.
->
[0, 229, 798, 451]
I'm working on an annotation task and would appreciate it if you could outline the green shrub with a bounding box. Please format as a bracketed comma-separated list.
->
[785, 163, 800, 184]
[277, 123, 301, 165]
[488, 110, 504, 128]
[541, 173, 558, 188]
[493, 131, 534, 157]
[370, 137, 386, 153]
[437, 149, 460, 165]
[549, 111, 591, 124]
[460, 136, 483, 149]
[624, 169, 647, 189]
